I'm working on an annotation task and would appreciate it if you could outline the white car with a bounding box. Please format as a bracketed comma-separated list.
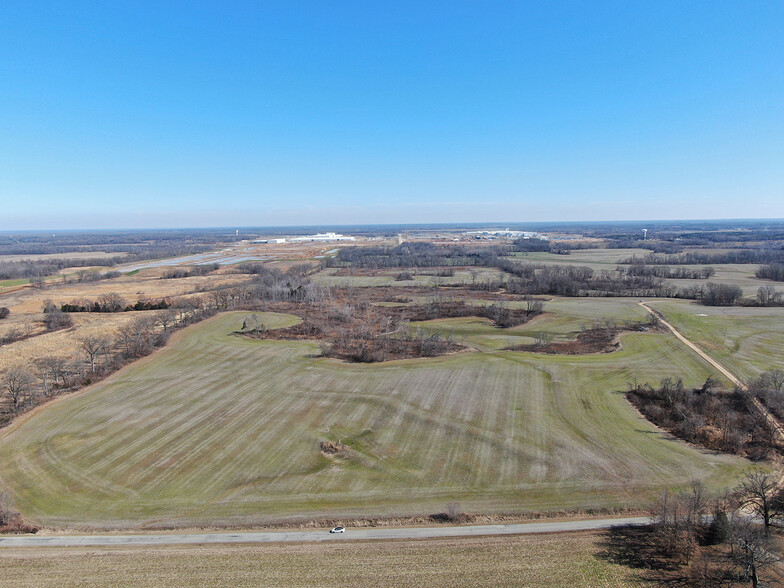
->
[329, 526, 345, 533]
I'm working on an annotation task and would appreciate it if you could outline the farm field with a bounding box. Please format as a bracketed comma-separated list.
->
[0, 307, 747, 529]
[312, 267, 505, 288]
[411, 297, 651, 351]
[507, 247, 650, 267]
[0, 270, 250, 316]
[666, 264, 784, 296]
[0, 531, 642, 587]
[646, 299, 784, 382]
[505, 249, 784, 298]
[0, 279, 29, 289]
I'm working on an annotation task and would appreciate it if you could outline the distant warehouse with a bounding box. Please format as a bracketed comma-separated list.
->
[289, 232, 356, 242]
[252, 238, 286, 244]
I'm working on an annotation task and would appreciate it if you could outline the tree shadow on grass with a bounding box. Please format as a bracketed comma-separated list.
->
[595, 525, 689, 586]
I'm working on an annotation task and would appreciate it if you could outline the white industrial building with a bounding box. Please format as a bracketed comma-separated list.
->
[465, 229, 548, 240]
[289, 232, 356, 242]
[252, 238, 286, 244]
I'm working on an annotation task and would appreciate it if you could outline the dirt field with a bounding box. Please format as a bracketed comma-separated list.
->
[0, 531, 642, 587]
[0, 309, 747, 528]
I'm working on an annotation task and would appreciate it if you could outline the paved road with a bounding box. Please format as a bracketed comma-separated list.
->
[0, 517, 650, 548]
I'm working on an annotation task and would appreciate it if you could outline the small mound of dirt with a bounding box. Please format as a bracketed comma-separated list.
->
[319, 440, 352, 457]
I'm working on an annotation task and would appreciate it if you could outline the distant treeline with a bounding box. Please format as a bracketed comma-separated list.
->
[328, 242, 504, 269]
[498, 259, 676, 297]
[0, 244, 216, 280]
[60, 295, 171, 313]
[608, 239, 685, 254]
[666, 229, 784, 244]
[0, 229, 232, 256]
[330, 244, 679, 297]
[326, 243, 784, 306]
[0, 259, 126, 280]
[756, 263, 784, 282]
[161, 264, 219, 279]
[621, 249, 784, 265]
[617, 263, 714, 280]
[511, 237, 682, 255]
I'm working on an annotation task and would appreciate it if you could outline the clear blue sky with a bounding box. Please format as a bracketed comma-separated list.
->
[2, 1, 783, 230]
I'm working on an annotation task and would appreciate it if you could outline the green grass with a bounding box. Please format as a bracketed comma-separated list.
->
[505, 248, 649, 269]
[0, 278, 29, 288]
[646, 299, 784, 381]
[0, 309, 748, 529]
[665, 265, 783, 299]
[410, 297, 651, 351]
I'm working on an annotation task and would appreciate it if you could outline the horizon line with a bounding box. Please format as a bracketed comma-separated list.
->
[3, 217, 784, 233]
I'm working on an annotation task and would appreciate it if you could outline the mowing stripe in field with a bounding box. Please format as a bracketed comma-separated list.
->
[0, 309, 749, 528]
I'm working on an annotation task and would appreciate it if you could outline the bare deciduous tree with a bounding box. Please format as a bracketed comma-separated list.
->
[155, 308, 177, 332]
[1, 366, 35, 413]
[97, 292, 126, 313]
[729, 514, 780, 587]
[79, 335, 111, 374]
[0, 490, 19, 526]
[736, 471, 781, 531]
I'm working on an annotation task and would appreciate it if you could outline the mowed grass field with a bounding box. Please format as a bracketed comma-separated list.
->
[0, 532, 642, 587]
[409, 297, 654, 352]
[646, 299, 784, 381]
[0, 304, 747, 528]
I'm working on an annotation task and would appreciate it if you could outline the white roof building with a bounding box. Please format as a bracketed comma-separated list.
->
[289, 232, 356, 242]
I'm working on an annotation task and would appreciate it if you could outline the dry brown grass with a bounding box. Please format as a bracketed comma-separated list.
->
[0, 531, 642, 587]
[1, 272, 250, 315]
[0, 313, 145, 371]
[0, 271, 253, 372]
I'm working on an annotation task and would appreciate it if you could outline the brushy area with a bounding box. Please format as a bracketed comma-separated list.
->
[626, 378, 778, 460]
[237, 298, 543, 362]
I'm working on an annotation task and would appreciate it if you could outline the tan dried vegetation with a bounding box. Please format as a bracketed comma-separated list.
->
[0, 532, 641, 588]
[0, 269, 252, 372]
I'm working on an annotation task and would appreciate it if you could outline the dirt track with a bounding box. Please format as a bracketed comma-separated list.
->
[639, 301, 784, 444]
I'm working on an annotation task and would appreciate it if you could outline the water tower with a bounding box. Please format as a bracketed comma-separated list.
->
[642, 228, 648, 240]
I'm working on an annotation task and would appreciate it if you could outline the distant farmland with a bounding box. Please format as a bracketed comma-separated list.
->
[645, 299, 784, 381]
[0, 309, 747, 528]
